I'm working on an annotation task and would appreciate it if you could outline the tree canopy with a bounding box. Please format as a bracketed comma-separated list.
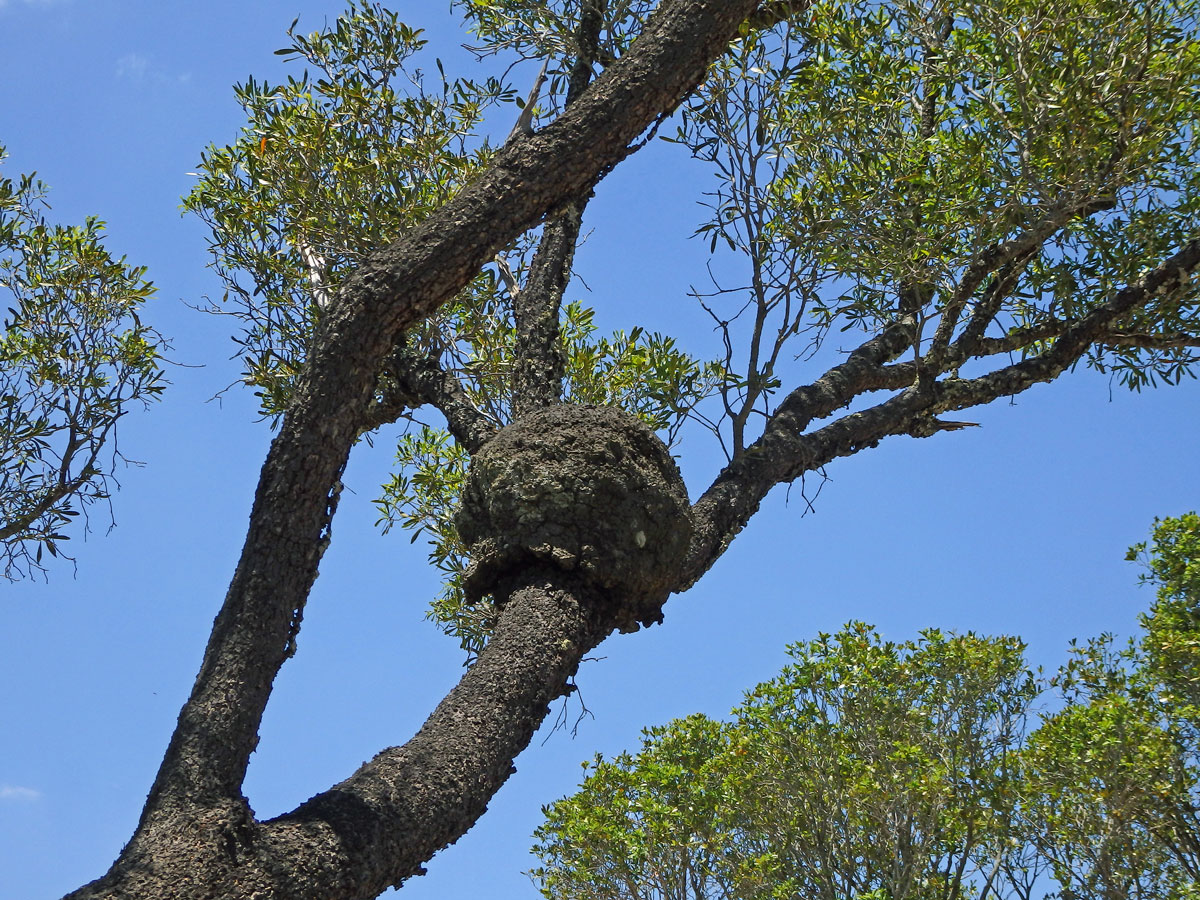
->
[175, 0, 1200, 655]
[0, 148, 163, 580]
[533, 516, 1200, 900]
[1, 1, 1197, 898]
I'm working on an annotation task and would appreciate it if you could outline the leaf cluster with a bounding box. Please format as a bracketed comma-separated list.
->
[534, 516, 1200, 900]
[183, 1, 511, 416]
[0, 149, 163, 579]
[454, 0, 658, 111]
[677, 0, 1200, 443]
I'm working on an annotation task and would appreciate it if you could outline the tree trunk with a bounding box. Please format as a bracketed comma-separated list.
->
[66, 568, 618, 900]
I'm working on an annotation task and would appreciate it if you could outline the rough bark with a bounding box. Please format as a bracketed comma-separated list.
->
[68, 568, 618, 900]
[65, 3, 761, 898]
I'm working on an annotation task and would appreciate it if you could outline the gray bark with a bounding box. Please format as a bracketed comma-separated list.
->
[64, 3, 762, 898]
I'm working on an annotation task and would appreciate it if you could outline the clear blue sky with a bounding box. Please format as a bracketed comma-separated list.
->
[1, 2, 1197, 898]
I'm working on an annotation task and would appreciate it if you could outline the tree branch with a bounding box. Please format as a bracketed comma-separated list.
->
[680, 238, 1200, 589]
[746, 1, 810, 31]
[920, 239, 1200, 414]
[365, 346, 498, 454]
[82, 0, 763, 887]
[511, 0, 607, 419]
[70, 568, 619, 900]
[260, 568, 613, 898]
[1102, 331, 1200, 352]
[681, 317, 915, 586]
[0, 468, 93, 543]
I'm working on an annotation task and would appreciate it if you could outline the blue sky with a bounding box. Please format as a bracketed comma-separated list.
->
[1, 2, 1197, 898]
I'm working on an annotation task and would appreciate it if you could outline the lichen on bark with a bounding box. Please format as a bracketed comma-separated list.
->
[456, 404, 692, 631]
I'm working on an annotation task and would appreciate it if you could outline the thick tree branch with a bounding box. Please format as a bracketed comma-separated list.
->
[680, 238, 1200, 589]
[69, 568, 617, 900]
[259, 568, 612, 898]
[70, 3, 762, 895]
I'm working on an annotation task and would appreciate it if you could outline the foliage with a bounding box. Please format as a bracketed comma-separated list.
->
[1023, 652, 1194, 900]
[677, 0, 1200, 447]
[0, 148, 163, 580]
[187, 2, 726, 654]
[455, 0, 657, 101]
[1132, 512, 1200, 727]
[1022, 512, 1200, 897]
[533, 516, 1200, 900]
[534, 624, 1038, 900]
[183, 1, 508, 417]
[532, 714, 737, 900]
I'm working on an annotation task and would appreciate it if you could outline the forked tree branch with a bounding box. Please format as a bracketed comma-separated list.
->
[681, 238, 1200, 588]
[68, 4, 764, 898]
[681, 317, 917, 586]
[163, 0, 758, 806]
[364, 345, 498, 453]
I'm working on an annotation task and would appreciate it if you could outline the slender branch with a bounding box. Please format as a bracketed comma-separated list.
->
[896, 14, 954, 320]
[365, 346, 498, 454]
[931, 199, 1107, 358]
[920, 239, 1200, 415]
[1102, 331, 1200, 351]
[505, 61, 549, 144]
[747, 1, 810, 31]
[0, 409, 115, 545]
[680, 238, 1200, 589]
[0, 469, 92, 542]
[951, 247, 1039, 357]
[511, 0, 607, 419]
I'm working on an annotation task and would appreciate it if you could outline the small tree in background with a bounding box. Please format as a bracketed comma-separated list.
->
[1023, 513, 1200, 899]
[534, 625, 1038, 900]
[0, 148, 163, 580]
[533, 516, 1200, 900]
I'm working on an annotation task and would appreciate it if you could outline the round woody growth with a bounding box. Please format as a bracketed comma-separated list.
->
[456, 404, 692, 631]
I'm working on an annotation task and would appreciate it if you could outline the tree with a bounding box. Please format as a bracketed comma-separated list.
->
[0, 148, 163, 580]
[531, 517, 1200, 900]
[3, 0, 1196, 897]
[1022, 513, 1200, 899]
[533, 625, 1039, 900]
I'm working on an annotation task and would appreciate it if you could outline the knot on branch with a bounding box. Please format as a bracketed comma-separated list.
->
[456, 404, 691, 632]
